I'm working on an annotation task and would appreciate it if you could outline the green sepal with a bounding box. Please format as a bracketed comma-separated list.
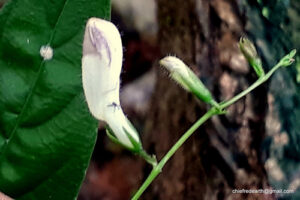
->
[106, 126, 157, 166]
[249, 58, 265, 77]
[187, 69, 214, 103]
[105, 126, 135, 151]
[138, 150, 158, 167]
[122, 128, 157, 166]
[123, 127, 157, 166]
[123, 127, 143, 153]
[172, 68, 219, 108]
[105, 123, 143, 153]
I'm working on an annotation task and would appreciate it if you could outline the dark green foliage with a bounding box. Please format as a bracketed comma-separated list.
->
[0, 0, 110, 199]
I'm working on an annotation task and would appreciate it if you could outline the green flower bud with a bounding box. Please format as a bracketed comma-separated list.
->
[160, 56, 219, 107]
[278, 49, 297, 68]
[239, 37, 265, 77]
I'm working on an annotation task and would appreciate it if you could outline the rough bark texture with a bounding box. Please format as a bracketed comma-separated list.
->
[142, 0, 273, 199]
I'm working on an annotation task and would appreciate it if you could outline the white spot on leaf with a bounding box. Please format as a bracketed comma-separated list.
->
[40, 45, 53, 60]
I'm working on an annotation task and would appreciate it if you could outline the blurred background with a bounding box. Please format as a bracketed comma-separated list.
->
[78, 0, 300, 200]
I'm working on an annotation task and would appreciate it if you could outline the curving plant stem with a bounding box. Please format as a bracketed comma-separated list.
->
[131, 54, 295, 200]
[132, 108, 218, 200]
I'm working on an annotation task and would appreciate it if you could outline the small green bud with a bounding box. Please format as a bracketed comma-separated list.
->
[160, 56, 219, 107]
[278, 49, 297, 67]
[239, 37, 265, 77]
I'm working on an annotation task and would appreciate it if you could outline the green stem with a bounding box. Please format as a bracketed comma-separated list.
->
[139, 150, 157, 167]
[132, 61, 285, 200]
[132, 108, 218, 200]
[219, 62, 281, 109]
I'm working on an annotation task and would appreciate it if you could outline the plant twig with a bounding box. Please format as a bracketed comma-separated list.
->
[132, 51, 296, 200]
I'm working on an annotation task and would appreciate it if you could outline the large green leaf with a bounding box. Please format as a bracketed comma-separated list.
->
[0, 0, 110, 199]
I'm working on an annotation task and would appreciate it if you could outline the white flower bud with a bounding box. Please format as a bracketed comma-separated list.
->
[160, 56, 190, 81]
[81, 18, 140, 150]
[160, 56, 219, 107]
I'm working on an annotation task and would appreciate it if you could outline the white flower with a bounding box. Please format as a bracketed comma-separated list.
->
[81, 18, 140, 150]
[82, 18, 122, 121]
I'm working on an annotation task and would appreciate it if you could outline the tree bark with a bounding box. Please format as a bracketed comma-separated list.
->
[142, 0, 274, 199]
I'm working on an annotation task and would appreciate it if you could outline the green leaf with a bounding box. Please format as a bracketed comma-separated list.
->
[0, 0, 110, 199]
